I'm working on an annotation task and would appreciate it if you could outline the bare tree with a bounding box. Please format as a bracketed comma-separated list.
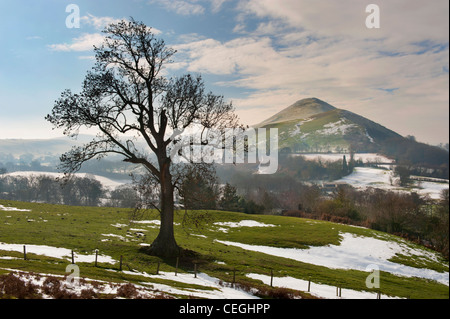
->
[46, 19, 239, 257]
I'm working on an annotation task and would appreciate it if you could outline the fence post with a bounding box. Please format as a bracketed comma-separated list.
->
[71, 250, 75, 264]
[95, 249, 98, 267]
[194, 263, 197, 278]
[232, 269, 236, 288]
[270, 269, 273, 287]
[307, 279, 311, 292]
[119, 255, 123, 271]
[23, 245, 26, 261]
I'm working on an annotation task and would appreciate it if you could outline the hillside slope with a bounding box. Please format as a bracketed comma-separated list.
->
[257, 98, 336, 126]
[1, 200, 448, 299]
[257, 98, 449, 168]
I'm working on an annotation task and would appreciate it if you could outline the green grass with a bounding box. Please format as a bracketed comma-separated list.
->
[1, 200, 448, 299]
[264, 109, 357, 152]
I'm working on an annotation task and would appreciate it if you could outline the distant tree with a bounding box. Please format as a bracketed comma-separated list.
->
[76, 177, 104, 206]
[298, 184, 322, 213]
[261, 190, 277, 213]
[109, 185, 140, 208]
[430, 189, 449, 257]
[394, 165, 411, 187]
[178, 163, 219, 211]
[239, 198, 264, 215]
[342, 155, 348, 175]
[219, 183, 240, 211]
[36, 175, 60, 204]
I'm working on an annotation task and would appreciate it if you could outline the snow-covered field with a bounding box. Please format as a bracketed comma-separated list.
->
[246, 273, 396, 299]
[0, 269, 173, 299]
[3, 171, 128, 189]
[120, 270, 258, 299]
[293, 153, 395, 163]
[2, 229, 447, 299]
[336, 167, 449, 199]
[1, 204, 448, 299]
[217, 232, 449, 286]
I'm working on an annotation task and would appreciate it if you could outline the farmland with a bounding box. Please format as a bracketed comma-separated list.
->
[0, 200, 448, 299]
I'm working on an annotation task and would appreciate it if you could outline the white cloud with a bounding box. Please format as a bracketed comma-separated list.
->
[48, 33, 104, 52]
[149, 0, 232, 15]
[47, 14, 162, 53]
[149, 0, 205, 15]
[210, 0, 230, 13]
[81, 14, 124, 30]
[238, 0, 449, 44]
[26, 35, 42, 40]
[80, 14, 162, 35]
[78, 55, 96, 61]
[171, 0, 449, 143]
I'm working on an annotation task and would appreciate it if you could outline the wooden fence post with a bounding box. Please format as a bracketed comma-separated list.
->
[270, 269, 273, 287]
[71, 250, 75, 264]
[194, 263, 197, 278]
[232, 269, 236, 288]
[95, 249, 98, 267]
[307, 279, 311, 292]
[23, 245, 26, 261]
[119, 255, 123, 271]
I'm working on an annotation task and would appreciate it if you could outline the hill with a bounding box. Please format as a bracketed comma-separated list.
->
[257, 98, 336, 126]
[256, 98, 449, 169]
[0, 200, 448, 299]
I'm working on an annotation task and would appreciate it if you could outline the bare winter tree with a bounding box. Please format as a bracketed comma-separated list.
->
[46, 19, 240, 257]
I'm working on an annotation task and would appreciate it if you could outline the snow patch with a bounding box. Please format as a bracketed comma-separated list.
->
[214, 220, 276, 228]
[0, 242, 116, 264]
[118, 270, 258, 299]
[246, 273, 399, 299]
[365, 129, 375, 143]
[216, 232, 449, 285]
[317, 119, 357, 135]
[290, 118, 313, 137]
[0, 204, 31, 212]
[337, 167, 449, 199]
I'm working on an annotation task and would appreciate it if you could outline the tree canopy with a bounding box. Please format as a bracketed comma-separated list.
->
[46, 18, 240, 257]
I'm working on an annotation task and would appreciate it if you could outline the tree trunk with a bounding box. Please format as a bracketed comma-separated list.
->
[148, 160, 181, 257]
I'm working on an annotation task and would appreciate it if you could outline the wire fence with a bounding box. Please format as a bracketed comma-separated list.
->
[15, 244, 385, 299]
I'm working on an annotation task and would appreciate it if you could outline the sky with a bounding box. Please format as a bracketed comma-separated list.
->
[0, 0, 448, 145]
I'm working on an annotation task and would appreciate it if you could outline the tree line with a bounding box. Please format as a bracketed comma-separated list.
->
[0, 174, 104, 207]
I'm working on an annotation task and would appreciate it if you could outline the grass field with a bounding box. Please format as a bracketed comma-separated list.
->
[0, 200, 448, 299]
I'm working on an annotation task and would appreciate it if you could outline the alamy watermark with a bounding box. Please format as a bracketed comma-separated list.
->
[170, 127, 279, 175]
[366, 4, 380, 29]
[65, 264, 80, 288]
[65, 4, 80, 29]
[365, 264, 380, 289]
